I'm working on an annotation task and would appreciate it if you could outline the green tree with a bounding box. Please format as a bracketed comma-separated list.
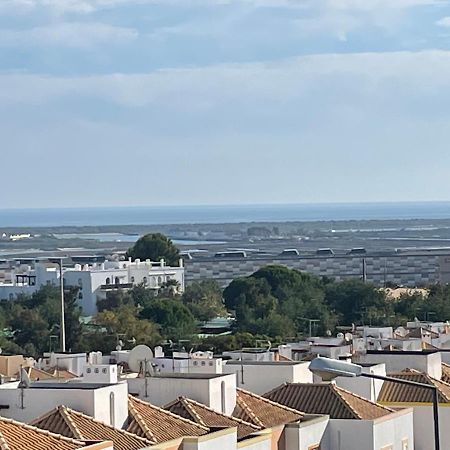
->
[325, 279, 388, 326]
[182, 280, 226, 322]
[140, 298, 197, 340]
[90, 304, 161, 353]
[127, 233, 180, 266]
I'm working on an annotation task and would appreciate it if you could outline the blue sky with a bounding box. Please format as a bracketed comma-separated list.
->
[2, 0, 450, 208]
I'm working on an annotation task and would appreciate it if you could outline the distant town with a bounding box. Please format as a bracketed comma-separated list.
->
[0, 226, 449, 449]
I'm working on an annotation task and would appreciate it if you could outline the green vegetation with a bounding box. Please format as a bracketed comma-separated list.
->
[2, 263, 450, 357]
[127, 233, 180, 265]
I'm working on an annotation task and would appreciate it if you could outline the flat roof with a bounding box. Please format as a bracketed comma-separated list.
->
[225, 360, 305, 366]
[151, 373, 230, 380]
[30, 381, 115, 390]
[366, 349, 438, 355]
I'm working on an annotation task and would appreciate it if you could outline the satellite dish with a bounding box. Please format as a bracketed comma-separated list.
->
[344, 333, 353, 342]
[128, 345, 154, 373]
[337, 332, 344, 339]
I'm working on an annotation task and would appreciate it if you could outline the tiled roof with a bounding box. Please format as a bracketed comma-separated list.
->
[164, 396, 259, 440]
[442, 363, 450, 384]
[19, 367, 56, 381]
[0, 416, 85, 450]
[31, 405, 152, 450]
[378, 369, 450, 403]
[233, 388, 303, 428]
[46, 368, 77, 379]
[127, 395, 209, 443]
[265, 383, 393, 420]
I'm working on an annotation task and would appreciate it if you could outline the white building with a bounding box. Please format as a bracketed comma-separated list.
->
[266, 382, 415, 450]
[0, 258, 185, 315]
[0, 377, 129, 428]
[223, 360, 313, 394]
[126, 372, 236, 415]
[357, 350, 442, 379]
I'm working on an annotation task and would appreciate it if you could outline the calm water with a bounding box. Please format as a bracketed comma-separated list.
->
[1, 202, 450, 227]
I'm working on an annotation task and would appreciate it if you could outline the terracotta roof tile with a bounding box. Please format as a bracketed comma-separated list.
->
[233, 388, 303, 428]
[32, 405, 152, 450]
[442, 363, 450, 384]
[378, 370, 450, 404]
[164, 396, 259, 440]
[127, 395, 208, 443]
[0, 416, 85, 450]
[265, 383, 393, 420]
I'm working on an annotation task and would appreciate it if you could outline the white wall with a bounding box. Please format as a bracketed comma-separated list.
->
[183, 429, 237, 450]
[0, 382, 128, 426]
[126, 373, 236, 414]
[390, 404, 449, 450]
[325, 419, 373, 450]
[373, 409, 414, 450]
[284, 415, 329, 450]
[335, 364, 386, 402]
[223, 362, 311, 395]
[358, 352, 442, 379]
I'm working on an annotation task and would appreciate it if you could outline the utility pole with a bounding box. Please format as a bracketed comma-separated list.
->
[49, 258, 65, 352]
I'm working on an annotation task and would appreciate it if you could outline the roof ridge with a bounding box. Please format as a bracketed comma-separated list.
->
[333, 384, 394, 415]
[0, 416, 85, 446]
[63, 405, 153, 444]
[179, 397, 207, 427]
[128, 397, 157, 443]
[236, 393, 264, 428]
[179, 396, 260, 430]
[59, 406, 83, 440]
[329, 384, 361, 419]
[129, 395, 209, 431]
[240, 387, 304, 416]
[0, 431, 10, 450]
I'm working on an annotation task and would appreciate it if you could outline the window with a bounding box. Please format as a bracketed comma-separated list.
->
[94, 368, 99, 374]
[201, 361, 206, 366]
[143, 276, 148, 285]
[102, 368, 107, 374]
[78, 278, 83, 286]
[131, 276, 135, 283]
[193, 361, 198, 366]
[209, 361, 213, 366]
[86, 368, 91, 373]
[106, 277, 110, 285]
[78, 292, 83, 299]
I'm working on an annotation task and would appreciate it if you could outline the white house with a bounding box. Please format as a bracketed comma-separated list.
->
[357, 350, 442, 379]
[0, 258, 185, 315]
[125, 372, 236, 415]
[378, 370, 450, 450]
[265, 382, 415, 450]
[223, 360, 312, 394]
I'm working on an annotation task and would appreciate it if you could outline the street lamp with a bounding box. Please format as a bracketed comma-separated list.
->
[309, 357, 440, 450]
[48, 258, 66, 353]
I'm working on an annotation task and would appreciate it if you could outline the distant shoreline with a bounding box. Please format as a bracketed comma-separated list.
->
[1, 202, 450, 228]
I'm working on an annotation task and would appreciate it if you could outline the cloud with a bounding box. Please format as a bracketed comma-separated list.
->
[1, 50, 450, 109]
[436, 15, 450, 25]
[0, 22, 138, 48]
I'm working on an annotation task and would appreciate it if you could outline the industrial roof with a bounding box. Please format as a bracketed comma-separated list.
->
[234, 388, 303, 428]
[265, 383, 393, 420]
[31, 405, 151, 450]
[164, 396, 259, 440]
[127, 395, 209, 443]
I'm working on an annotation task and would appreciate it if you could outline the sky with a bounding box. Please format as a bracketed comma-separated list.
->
[2, 0, 450, 208]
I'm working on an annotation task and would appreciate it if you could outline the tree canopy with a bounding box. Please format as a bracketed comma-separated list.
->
[127, 233, 180, 266]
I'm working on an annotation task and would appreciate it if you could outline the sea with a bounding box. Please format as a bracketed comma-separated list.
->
[1, 202, 450, 228]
